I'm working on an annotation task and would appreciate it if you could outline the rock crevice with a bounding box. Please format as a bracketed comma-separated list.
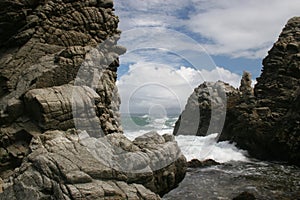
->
[0, 0, 187, 199]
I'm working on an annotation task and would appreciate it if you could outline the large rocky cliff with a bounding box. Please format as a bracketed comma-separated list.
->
[0, 0, 186, 199]
[220, 17, 300, 165]
[0, 0, 124, 179]
[174, 17, 300, 166]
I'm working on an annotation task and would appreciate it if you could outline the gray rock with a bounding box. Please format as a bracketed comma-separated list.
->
[0, 0, 187, 199]
[0, 130, 186, 199]
[0, 0, 126, 177]
[173, 81, 238, 136]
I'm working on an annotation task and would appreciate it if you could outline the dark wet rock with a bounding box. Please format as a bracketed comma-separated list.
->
[175, 17, 300, 166]
[239, 71, 254, 100]
[187, 159, 220, 168]
[219, 17, 300, 166]
[232, 191, 256, 200]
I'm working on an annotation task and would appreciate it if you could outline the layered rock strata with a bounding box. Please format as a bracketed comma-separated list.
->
[0, 0, 125, 179]
[0, 0, 187, 198]
[220, 17, 300, 165]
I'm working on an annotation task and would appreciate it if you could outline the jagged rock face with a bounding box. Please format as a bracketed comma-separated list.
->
[220, 17, 300, 165]
[255, 17, 300, 114]
[0, 0, 125, 178]
[0, 130, 186, 199]
[0, 1, 187, 198]
[175, 17, 300, 165]
[173, 81, 239, 136]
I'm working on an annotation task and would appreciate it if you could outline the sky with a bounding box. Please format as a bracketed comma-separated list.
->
[114, 0, 300, 114]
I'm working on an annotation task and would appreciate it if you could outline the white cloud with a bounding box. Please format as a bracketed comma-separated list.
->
[114, 0, 298, 114]
[187, 0, 300, 58]
[115, 0, 300, 59]
[117, 63, 241, 114]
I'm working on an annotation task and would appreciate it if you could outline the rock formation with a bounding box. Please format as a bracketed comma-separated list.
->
[0, 0, 124, 178]
[219, 17, 300, 165]
[239, 71, 254, 100]
[175, 17, 300, 165]
[173, 81, 239, 136]
[232, 191, 256, 200]
[187, 159, 220, 168]
[0, 130, 186, 199]
[0, 0, 187, 198]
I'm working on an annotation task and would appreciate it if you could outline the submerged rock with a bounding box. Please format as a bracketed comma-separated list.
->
[187, 159, 220, 168]
[0, 178, 2, 193]
[232, 191, 256, 200]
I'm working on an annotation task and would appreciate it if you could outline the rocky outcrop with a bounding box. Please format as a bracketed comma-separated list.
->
[219, 17, 300, 165]
[0, 0, 187, 198]
[0, 130, 186, 199]
[0, 0, 125, 178]
[175, 17, 300, 165]
[173, 81, 239, 136]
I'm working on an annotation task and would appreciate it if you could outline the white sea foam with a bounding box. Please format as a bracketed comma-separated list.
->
[124, 130, 249, 163]
[122, 114, 248, 163]
[175, 134, 249, 163]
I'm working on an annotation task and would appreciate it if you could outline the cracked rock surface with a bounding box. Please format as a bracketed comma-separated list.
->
[0, 0, 187, 198]
[0, 130, 186, 199]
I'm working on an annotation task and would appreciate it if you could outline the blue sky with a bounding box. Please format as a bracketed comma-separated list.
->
[114, 0, 300, 114]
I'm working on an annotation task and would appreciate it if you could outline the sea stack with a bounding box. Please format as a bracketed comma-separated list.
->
[220, 17, 300, 165]
[174, 17, 300, 166]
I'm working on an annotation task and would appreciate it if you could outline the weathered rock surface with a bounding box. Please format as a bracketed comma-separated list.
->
[173, 81, 239, 136]
[219, 17, 300, 165]
[175, 17, 300, 165]
[0, 130, 186, 199]
[0, 0, 187, 198]
[0, 0, 124, 178]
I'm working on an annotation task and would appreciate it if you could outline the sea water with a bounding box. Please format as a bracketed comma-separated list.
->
[121, 113, 300, 199]
[121, 113, 248, 163]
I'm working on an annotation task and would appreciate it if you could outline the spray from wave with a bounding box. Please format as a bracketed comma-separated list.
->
[121, 113, 248, 163]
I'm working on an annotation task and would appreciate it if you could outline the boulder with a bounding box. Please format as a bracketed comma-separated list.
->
[24, 84, 104, 137]
[0, 130, 186, 199]
[187, 159, 220, 168]
[173, 81, 239, 136]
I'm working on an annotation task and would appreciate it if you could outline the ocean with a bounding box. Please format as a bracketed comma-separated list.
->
[121, 113, 300, 199]
[121, 113, 248, 163]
